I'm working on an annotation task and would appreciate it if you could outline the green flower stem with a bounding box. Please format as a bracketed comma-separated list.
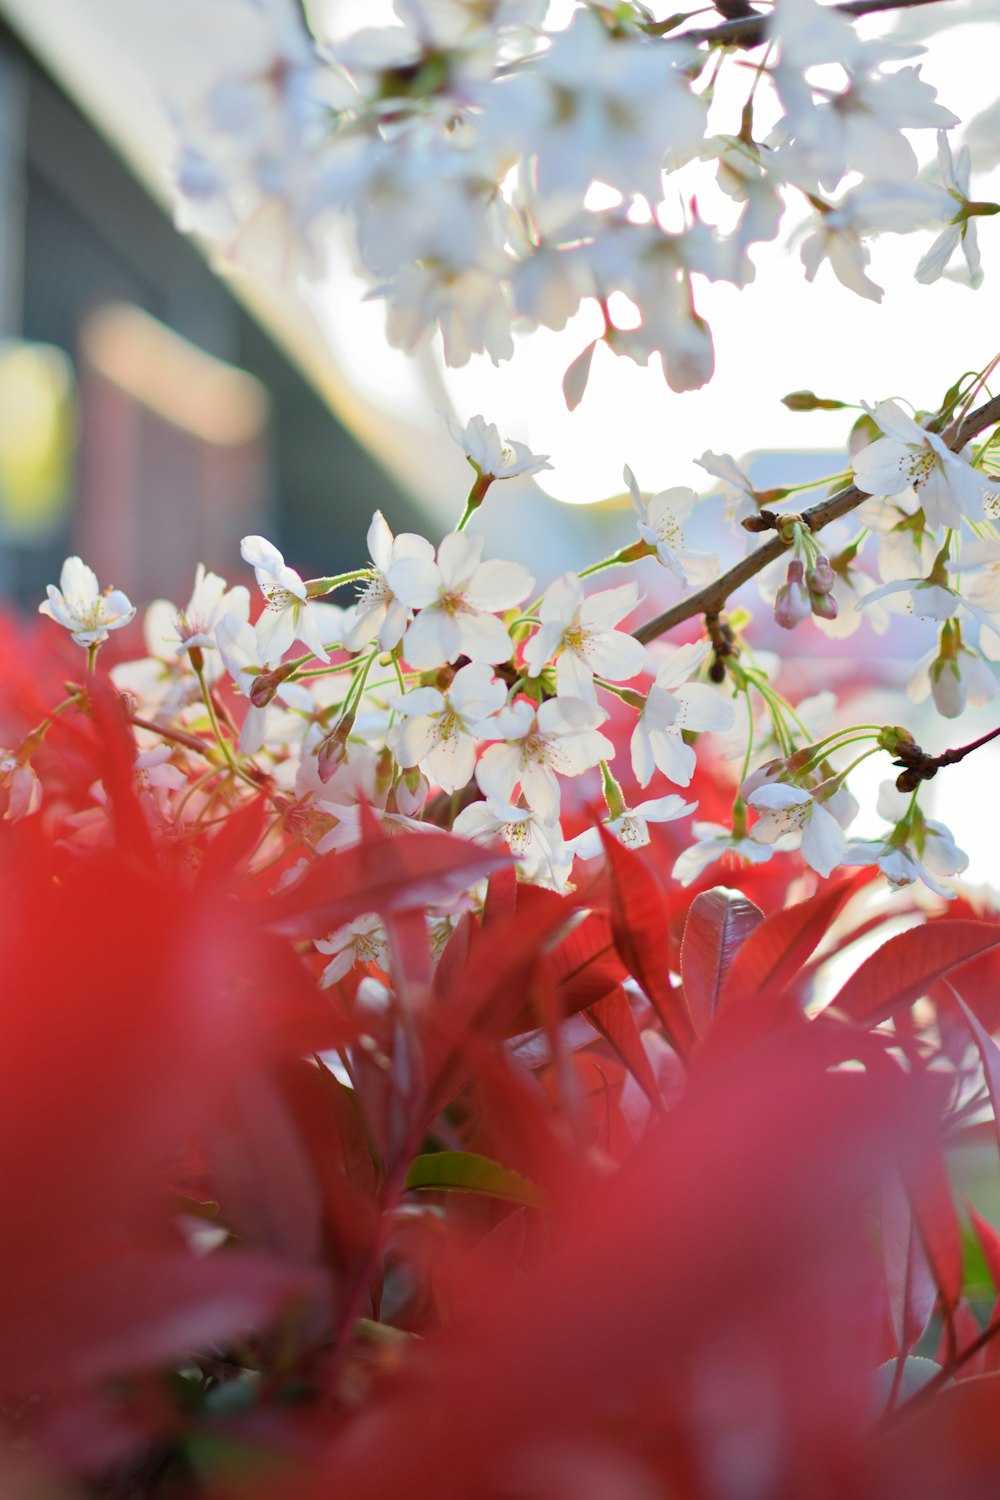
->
[130, 714, 216, 757]
[175, 766, 224, 820]
[799, 735, 880, 782]
[579, 540, 654, 579]
[821, 745, 880, 795]
[731, 685, 757, 826]
[340, 649, 378, 721]
[593, 676, 647, 707]
[86, 641, 100, 675]
[456, 472, 493, 531]
[304, 569, 372, 599]
[195, 667, 270, 800]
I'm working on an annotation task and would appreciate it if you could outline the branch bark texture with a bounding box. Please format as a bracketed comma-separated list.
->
[633, 394, 1000, 647]
[684, 0, 956, 50]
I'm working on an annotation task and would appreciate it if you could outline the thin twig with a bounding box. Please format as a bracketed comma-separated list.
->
[683, 0, 955, 49]
[633, 394, 1000, 646]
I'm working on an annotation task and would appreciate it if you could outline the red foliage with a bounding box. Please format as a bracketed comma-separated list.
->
[5, 654, 1000, 1498]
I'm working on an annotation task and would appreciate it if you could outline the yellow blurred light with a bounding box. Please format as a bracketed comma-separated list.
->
[0, 341, 76, 538]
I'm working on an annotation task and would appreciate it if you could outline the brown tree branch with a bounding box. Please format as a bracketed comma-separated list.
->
[682, 0, 956, 50]
[633, 393, 1000, 647]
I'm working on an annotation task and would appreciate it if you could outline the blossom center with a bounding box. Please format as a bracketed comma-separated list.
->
[261, 584, 298, 611]
[902, 446, 937, 490]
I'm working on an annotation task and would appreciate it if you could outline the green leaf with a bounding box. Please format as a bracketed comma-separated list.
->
[404, 1151, 545, 1207]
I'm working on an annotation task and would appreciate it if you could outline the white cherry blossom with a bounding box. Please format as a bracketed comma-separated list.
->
[445, 413, 551, 481]
[316, 913, 389, 987]
[695, 451, 758, 532]
[672, 821, 775, 887]
[453, 800, 572, 891]
[39, 556, 136, 647]
[623, 466, 717, 585]
[476, 695, 613, 822]
[346, 511, 436, 653]
[568, 793, 696, 861]
[393, 531, 533, 670]
[746, 783, 846, 879]
[240, 535, 330, 663]
[858, 573, 1000, 644]
[0, 754, 41, 822]
[843, 783, 968, 897]
[853, 400, 991, 530]
[630, 642, 735, 788]
[907, 635, 996, 719]
[522, 574, 647, 700]
[916, 131, 983, 289]
[143, 565, 251, 683]
[215, 612, 279, 755]
[388, 661, 506, 792]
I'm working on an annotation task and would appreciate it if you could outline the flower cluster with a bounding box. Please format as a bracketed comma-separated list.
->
[159, 0, 991, 404]
[27, 378, 1000, 1014]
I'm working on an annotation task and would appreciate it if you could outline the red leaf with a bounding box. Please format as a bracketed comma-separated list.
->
[934, 1300, 985, 1379]
[597, 826, 694, 1056]
[718, 877, 857, 1030]
[547, 908, 626, 1017]
[955, 992, 1000, 1161]
[881, 1171, 936, 1360]
[261, 825, 510, 937]
[830, 921, 1000, 1027]
[679, 886, 763, 1038]
[197, 793, 268, 884]
[907, 1142, 964, 1317]
[1, 1247, 322, 1393]
[586, 987, 663, 1112]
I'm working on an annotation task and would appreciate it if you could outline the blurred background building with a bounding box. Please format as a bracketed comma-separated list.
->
[0, 11, 425, 612]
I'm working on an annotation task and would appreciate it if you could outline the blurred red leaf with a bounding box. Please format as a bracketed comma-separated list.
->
[546, 908, 625, 1017]
[679, 886, 763, 1038]
[719, 877, 857, 1031]
[597, 826, 694, 1056]
[830, 922, 1000, 1027]
[882, 1172, 936, 1361]
[955, 993, 1000, 1161]
[585, 987, 663, 1112]
[2, 1247, 322, 1394]
[261, 825, 510, 937]
[907, 1142, 964, 1319]
[282, 1023, 931, 1500]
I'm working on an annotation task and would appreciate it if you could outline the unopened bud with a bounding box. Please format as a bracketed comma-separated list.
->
[806, 555, 835, 595]
[250, 669, 280, 708]
[877, 725, 917, 755]
[317, 714, 355, 782]
[774, 560, 810, 630]
[810, 590, 838, 621]
[393, 766, 428, 816]
[375, 747, 395, 799]
[740, 758, 788, 800]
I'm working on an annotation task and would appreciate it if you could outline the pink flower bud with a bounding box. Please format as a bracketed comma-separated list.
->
[774, 560, 811, 630]
[317, 714, 355, 782]
[810, 590, 838, 620]
[250, 670, 279, 708]
[739, 758, 788, 800]
[806, 556, 835, 594]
